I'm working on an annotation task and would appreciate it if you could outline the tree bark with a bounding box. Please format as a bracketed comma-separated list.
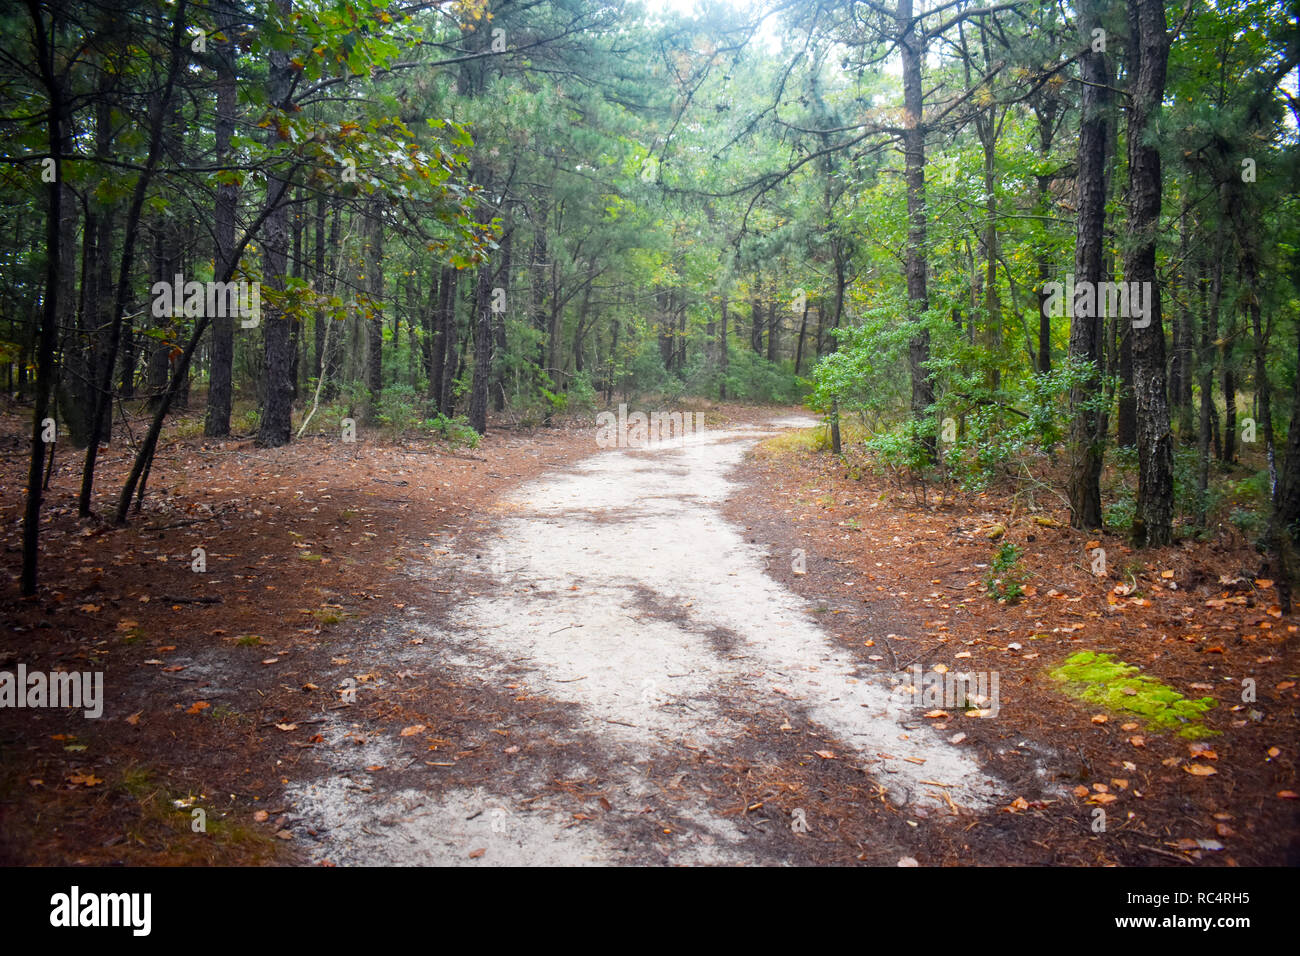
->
[1066, 0, 1111, 531]
[205, 0, 239, 438]
[1126, 0, 1173, 547]
[256, 0, 295, 448]
[899, 0, 934, 461]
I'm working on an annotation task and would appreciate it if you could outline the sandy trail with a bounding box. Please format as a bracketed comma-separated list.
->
[288, 415, 1005, 864]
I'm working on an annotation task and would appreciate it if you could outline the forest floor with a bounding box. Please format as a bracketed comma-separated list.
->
[0, 399, 1296, 866]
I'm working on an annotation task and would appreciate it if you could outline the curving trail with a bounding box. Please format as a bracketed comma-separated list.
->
[289, 415, 1006, 865]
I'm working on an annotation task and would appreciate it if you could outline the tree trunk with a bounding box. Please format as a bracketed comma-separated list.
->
[21, 0, 66, 595]
[256, 0, 295, 448]
[205, 0, 239, 437]
[363, 200, 384, 415]
[899, 0, 934, 461]
[1066, 0, 1111, 531]
[719, 297, 728, 399]
[1126, 0, 1173, 547]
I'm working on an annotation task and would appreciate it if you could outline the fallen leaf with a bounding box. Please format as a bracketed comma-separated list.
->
[1184, 763, 1217, 776]
[1129, 735, 1145, 747]
[124, 711, 142, 726]
[1091, 714, 1108, 724]
[275, 722, 298, 732]
[1002, 796, 1030, 813]
[253, 810, 270, 822]
[185, 701, 210, 715]
[469, 847, 486, 859]
[814, 750, 836, 759]
[399, 724, 426, 737]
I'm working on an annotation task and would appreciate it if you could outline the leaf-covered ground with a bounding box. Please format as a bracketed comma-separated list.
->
[0, 401, 1296, 865]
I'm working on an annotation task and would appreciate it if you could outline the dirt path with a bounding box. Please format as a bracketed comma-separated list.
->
[287, 415, 1009, 864]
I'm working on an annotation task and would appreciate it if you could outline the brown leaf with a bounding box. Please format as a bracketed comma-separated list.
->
[274, 722, 298, 731]
[1002, 796, 1030, 813]
[185, 701, 210, 715]
[399, 724, 426, 737]
[468, 847, 486, 859]
[1184, 763, 1217, 776]
[124, 711, 142, 726]
[814, 750, 836, 759]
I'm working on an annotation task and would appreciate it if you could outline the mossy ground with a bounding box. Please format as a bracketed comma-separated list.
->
[1050, 650, 1217, 739]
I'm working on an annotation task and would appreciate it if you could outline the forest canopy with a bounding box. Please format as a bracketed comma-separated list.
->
[3, 0, 1299, 599]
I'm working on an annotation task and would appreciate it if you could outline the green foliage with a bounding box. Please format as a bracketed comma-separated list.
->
[374, 383, 422, 432]
[985, 541, 1027, 603]
[717, 347, 806, 404]
[422, 413, 481, 449]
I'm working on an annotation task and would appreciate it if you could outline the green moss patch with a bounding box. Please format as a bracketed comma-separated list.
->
[1050, 650, 1217, 739]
